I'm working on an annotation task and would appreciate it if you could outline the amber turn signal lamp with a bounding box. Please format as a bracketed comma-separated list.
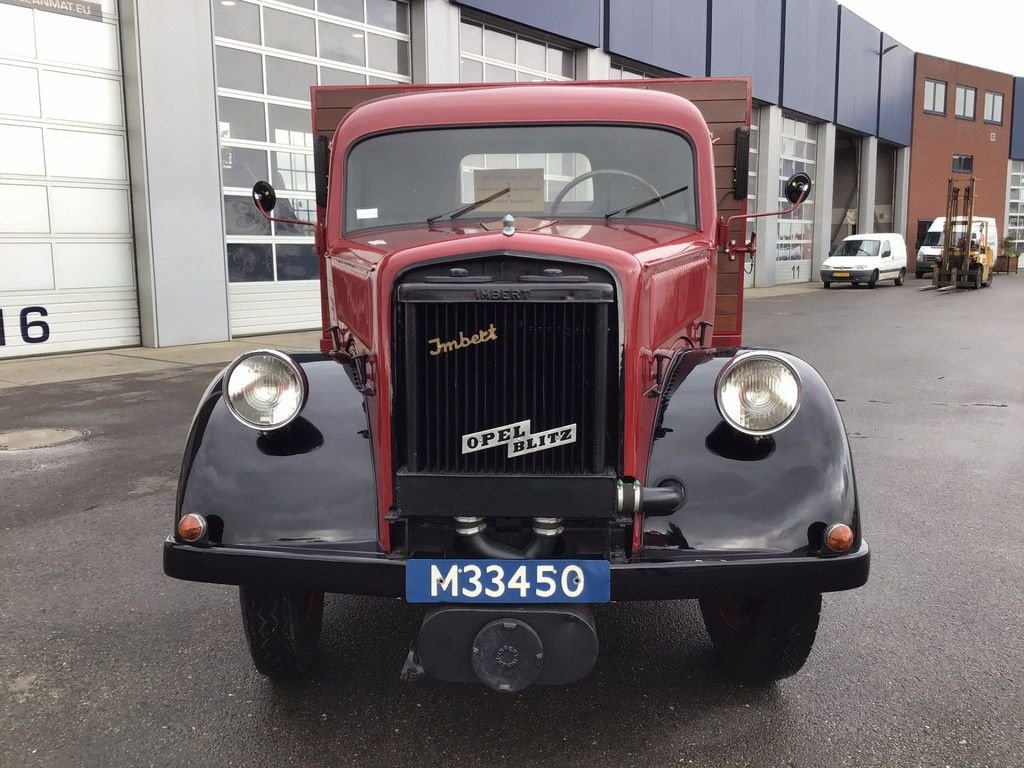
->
[823, 523, 854, 553]
[177, 513, 207, 543]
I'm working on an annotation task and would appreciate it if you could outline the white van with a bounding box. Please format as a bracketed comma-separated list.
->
[915, 217, 998, 278]
[819, 233, 908, 288]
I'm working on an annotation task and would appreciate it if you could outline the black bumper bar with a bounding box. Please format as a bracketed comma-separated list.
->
[164, 538, 870, 600]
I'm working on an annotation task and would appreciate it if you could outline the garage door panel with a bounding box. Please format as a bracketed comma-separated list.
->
[0, 185, 50, 233]
[49, 187, 131, 235]
[52, 242, 134, 289]
[0, 243, 54, 290]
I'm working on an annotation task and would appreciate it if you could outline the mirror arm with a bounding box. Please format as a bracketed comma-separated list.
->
[719, 187, 809, 260]
[253, 196, 316, 229]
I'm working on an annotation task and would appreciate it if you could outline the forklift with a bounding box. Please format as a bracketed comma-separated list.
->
[930, 176, 994, 290]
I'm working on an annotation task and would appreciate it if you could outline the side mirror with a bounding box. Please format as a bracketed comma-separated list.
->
[881, 250, 891, 259]
[783, 172, 812, 205]
[252, 180, 277, 214]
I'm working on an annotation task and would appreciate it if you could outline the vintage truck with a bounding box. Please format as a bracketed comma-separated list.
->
[164, 79, 869, 692]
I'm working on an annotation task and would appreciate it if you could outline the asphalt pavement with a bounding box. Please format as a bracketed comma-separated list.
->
[2, 275, 1023, 768]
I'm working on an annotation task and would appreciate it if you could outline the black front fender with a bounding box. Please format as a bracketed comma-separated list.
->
[174, 353, 379, 550]
[644, 348, 859, 556]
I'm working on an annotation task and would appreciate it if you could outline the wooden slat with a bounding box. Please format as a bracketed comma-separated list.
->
[716, 294, 738, 315]
[717, 272, 739, 295]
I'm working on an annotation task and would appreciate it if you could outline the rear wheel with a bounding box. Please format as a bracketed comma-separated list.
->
[894, 268, 905, 286]
[867, 269, 879, 288]
[700, 593, 822, 683]
[239, 586, 324, 678]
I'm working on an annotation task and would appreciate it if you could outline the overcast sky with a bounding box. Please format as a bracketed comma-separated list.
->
[838, 0, 1023, 77]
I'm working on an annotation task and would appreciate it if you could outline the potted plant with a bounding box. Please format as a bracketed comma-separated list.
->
[997, 236, 1019, 274]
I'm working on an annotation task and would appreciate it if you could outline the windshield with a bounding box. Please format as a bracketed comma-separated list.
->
[831, 239, 880, 258]
[344, 125, 697, 233]
[921, 231, 942, 247]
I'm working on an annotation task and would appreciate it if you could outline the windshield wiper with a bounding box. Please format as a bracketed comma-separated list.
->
[426, 187, 512, 224]
[605, 185, 689, 220]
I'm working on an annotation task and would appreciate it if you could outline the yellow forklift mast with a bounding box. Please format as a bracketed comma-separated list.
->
[932, 176, 993, 290]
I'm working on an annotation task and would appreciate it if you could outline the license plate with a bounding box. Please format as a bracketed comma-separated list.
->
[833, 271, 850, 277]
[406, 559, 610, 604]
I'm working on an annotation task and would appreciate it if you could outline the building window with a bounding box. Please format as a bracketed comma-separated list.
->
[954, 85, 976, 119]
[609, 59, 674, 80]
[923, 79, 946, 114]
[952, 154, 974, 173]
[459, 17, 574, 83]
[213, 0, 412, 285]
[775, 115, 817, 284]
[1008, 160, 1024, 255]
[983, 91, 1003, 124]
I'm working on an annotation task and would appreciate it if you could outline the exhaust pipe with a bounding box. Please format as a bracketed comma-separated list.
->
[454, 516, 562, 559]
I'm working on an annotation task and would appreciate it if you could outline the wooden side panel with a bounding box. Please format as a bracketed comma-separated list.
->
[311, 78, 751, 342]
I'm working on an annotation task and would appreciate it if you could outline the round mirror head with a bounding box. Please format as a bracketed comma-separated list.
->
[783, 172, 812, 205]
[252, 180, 277, 213]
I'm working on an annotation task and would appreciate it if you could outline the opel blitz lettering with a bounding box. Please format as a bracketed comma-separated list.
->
[164, 79, 869, 691]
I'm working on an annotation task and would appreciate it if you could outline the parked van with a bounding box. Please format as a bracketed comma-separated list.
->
[915, 217, 998, 278]
[820, 233, 908, 288]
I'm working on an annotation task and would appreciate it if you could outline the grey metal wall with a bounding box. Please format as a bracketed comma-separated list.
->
[455, 0, 601, 47]
[1013, 77, 1024, 160]
[834, 7, 878, 134]
[607, 0, 707, 77]
[878, 33, 913, 146]
[781, 0, 838, 121]
[709, 0, 782, 103]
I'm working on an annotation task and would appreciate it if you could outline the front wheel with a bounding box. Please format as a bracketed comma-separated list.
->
[894, 268, 905, 286]
[699, 593, 822, 683]
[915, 270, 925, 279]
[240, 586, 324, 678]
[867, 269, 879, 288]
[822, 281, 831, 289]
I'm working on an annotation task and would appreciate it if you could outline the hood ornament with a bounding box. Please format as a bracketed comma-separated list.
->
[502, 214, 515, 237]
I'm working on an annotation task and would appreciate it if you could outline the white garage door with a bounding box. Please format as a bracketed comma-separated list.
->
[0, 1, 138, 359]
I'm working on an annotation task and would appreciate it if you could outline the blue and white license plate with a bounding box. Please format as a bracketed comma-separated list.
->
[406, 559, 610, 604]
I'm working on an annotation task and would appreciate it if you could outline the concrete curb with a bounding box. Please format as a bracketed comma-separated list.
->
[0, 331, 322, 389]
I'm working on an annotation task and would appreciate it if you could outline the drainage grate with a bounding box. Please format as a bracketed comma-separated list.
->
[0, 428, 89, 451]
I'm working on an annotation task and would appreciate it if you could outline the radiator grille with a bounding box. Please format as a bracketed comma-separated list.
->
[394, 272, 616, 477]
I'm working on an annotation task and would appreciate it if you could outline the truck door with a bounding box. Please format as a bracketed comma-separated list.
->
[880, 240, 893, 275]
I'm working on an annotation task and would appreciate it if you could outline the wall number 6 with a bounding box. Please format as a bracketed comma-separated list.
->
[0, 306, 51, 345]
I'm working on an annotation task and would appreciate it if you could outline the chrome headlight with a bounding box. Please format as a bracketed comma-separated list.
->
[715, 353, 801, 435]
[223, 350, 307, 430]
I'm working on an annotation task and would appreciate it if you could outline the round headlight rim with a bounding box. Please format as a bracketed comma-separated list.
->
[222, 348, 309, 432]
[714, 351, 802, 436]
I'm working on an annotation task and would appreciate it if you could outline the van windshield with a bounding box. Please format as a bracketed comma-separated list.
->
[344, 124, 698, 233]
[831, 239, 880, 258]
[921, 231, 942, 247]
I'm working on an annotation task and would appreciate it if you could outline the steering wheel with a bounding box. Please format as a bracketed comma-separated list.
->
[550, 169, 665, 217]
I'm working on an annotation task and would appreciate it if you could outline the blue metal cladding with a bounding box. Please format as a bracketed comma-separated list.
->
[834, 7, 878, 134]
[1012, 77, 1024, 160]
[877, 33, 913, 146]
[781, 0, 838, 122]
[607, 0, 708, 77]
[454, 0, 601, 47]
[709, 0, 782, 103]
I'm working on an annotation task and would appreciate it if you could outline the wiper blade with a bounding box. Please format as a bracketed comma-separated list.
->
[426, 187, 511, 224]
[605, 185, 689, 220]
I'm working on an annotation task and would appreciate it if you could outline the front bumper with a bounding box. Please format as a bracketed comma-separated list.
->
[163, 537, 870, 600]
[820, 269, 873, 283]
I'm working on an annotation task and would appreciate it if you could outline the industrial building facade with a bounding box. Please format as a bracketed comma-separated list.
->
[0, 0, 1021, 359]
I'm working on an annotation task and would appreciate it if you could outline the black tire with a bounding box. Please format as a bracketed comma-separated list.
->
[867, 269, 879, 288]
[971, 268, 982, 290]
[984, 269, 994, 287]
[915, 270, 924, 279]
[851, 281, 860, 287]
[822, 281, 831, 289]
[700, 593, 822, 684]
[239, 586, 324, 678]
[894, 268, 905, 286]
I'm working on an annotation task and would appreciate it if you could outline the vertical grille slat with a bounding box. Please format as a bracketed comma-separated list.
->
[394, 260, 616, 478]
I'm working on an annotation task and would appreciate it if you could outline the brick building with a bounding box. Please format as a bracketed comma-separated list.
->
[906, 53, 1014, 262]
